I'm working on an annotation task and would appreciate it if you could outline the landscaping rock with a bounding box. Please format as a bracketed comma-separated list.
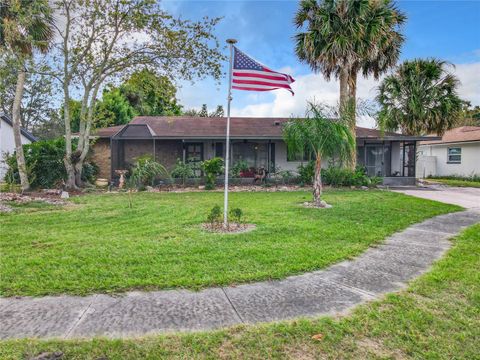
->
[0, 203, 13, 212]
[60, 191, 70, 199]
[29, 351, 63, 360]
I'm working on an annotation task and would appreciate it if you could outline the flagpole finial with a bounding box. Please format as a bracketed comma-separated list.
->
[226, 39, 237, 45]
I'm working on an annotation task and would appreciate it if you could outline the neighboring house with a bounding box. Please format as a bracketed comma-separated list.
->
[0, 114, 37, 181]
[418, 126, 480, 178]
[90, 116, 437, 186]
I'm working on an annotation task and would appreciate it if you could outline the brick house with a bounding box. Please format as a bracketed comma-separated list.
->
[90, 116, 437, 186]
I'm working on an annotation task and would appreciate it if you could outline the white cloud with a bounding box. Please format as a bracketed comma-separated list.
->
[229, 61, 480, 128]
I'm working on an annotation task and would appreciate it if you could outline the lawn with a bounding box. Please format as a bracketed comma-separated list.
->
[426, 178, 480, 188]
[0, 190, 459, 297]
[0, 223, 477, 359]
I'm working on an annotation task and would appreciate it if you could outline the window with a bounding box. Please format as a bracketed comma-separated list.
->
[287, 149, 311, 162]
[447, 147, 461, 164]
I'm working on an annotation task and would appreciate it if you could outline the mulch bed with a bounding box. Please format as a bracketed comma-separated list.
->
[201, 223, 256, 234]
[0, 192, 68, 212]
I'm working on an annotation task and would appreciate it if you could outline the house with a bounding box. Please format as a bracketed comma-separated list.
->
[90, 116, 437, 186]
[417, 126, 480, 178]
[0, 114, 37, 181]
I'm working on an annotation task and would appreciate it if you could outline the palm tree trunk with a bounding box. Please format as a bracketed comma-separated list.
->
[347, 71, 358, 169]
[339, 68, 349, 118]
[12, 67, 29, 192]
[313, 154, 322, 205]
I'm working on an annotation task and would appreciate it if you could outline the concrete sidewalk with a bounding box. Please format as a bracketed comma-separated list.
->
[1, 210, 478, 340]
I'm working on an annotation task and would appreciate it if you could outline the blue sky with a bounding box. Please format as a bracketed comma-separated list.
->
[162, 0, 480, 126]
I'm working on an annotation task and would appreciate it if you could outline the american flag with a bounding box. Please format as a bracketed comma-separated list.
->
[232, 47, 295, 95]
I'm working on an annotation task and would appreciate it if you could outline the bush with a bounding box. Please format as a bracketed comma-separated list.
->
[297, 160, 315, 185]
[321, 166, 382, 187]
[207, 205, 222, 227]
[229, 207, 243, 223]
[129, 155, 170, 188]
[201, 157, 224, 190]
[170, 159, 195, 185]
[4, 138, 98, 188]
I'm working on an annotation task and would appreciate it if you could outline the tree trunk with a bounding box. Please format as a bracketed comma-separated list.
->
[12, 67, 29, 192]
[313, 155, 322, 205]
[63, 83, 77, 189]
[339, 68, 349, 119]
[347, 71, 358, 169]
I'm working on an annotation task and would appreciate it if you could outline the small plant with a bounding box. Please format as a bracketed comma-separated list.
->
[207, 205, 222, 228]
[201, 157, 224, 190]
[297, 160, 315, 185]
[129, 155, 170, 189]
[230, 160, 249, 178]
[229, 207, 243, 223]
[171, 159, 195, 186]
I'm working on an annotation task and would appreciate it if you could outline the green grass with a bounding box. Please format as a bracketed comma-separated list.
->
[1, 223, 478, 359]
[426, 178, 480, 188]
[0, 190, 459, 297]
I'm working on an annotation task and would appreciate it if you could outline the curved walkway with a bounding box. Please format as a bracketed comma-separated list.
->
[1, 210, 479, 340]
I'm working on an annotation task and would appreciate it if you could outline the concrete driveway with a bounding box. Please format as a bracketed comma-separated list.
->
[393, 185, 480, 210]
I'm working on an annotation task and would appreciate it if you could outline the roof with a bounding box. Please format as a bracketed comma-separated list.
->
[93, 116, 433, 141]
[0, 114, 37, 142]
[420, 126, 480, 145]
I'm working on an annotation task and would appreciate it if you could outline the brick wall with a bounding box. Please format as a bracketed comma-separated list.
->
[90, 138, 111, 179]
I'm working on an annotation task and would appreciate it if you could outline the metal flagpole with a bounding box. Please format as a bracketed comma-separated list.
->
[224, 38, 237, 228]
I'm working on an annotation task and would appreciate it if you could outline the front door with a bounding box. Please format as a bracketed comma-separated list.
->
[185, 143, 203, 176]
[365, 145, 385, 177]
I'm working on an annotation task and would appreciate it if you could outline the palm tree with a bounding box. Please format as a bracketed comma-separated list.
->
[283, 102, 355, 207]
[0, 0, 54, 191]
[294, 0, 406, 164]
[377, 59, 463, 136]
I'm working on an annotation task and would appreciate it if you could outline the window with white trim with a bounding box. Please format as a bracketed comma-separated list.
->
[447, 147, 461, 164]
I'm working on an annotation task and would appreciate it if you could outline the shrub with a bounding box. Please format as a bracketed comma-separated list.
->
[4, 138, 98, 188]
[229, 207, 243, 223]
[230, 160, 249, 178]
[297, 160, 315, 185]
[129, 155, 170, 188]
[201, 157, 224, 190]
[171, 159, 195, 185]
[207, 205, 222, 227]
[321, 166, 382, 187]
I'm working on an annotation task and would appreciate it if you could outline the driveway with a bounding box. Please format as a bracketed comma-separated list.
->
[393, 185, 480, 210]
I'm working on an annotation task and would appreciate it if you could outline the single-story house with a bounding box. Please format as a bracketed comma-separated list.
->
[90, 116, 437, 186]
[0, 114, 37, 181]
[417, 126, 480, 178]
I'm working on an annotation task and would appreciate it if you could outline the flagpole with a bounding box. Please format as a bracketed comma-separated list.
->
[224, 38, 237, 228]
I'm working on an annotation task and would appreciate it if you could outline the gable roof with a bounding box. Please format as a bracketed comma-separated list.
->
[93, 116, 436, 141]
[0, 114, 37, 142]
[420, 126, 480, 145]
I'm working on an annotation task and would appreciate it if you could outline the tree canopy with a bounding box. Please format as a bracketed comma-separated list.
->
[377, 59, 464, 135]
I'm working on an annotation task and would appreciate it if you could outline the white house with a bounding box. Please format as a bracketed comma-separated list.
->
[417, 126, 480, 178]
[0, 114, 37, 181]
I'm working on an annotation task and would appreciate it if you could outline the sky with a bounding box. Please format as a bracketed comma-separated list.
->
[161, 0, 480, 128]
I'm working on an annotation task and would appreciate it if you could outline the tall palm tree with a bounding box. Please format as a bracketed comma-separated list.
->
[0, 0, 54, 191]
[283, 102, 355, 207]
[294, 0, 406, 164]
[377, 59, 463, 136]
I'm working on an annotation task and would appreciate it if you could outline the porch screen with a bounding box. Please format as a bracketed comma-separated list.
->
[232, 142, 268, 169]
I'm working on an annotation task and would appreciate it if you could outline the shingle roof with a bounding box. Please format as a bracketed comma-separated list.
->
[94, 116, 405, 139]
[0, 114, 37, 142]
[420, 126, 480, 145]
